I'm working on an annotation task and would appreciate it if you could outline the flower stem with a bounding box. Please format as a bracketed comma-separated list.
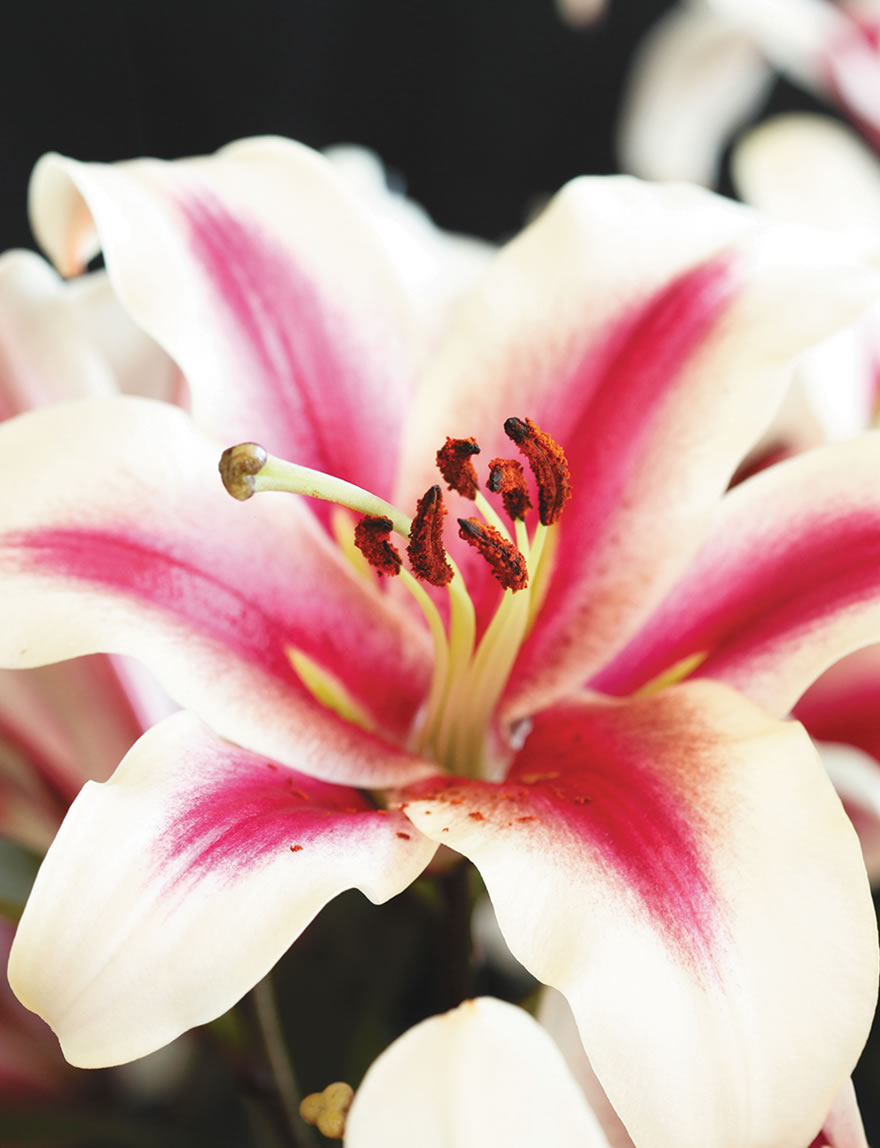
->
[246, 975, 318, 1148]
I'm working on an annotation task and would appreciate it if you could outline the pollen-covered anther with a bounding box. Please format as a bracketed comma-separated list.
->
[218, 442, 268, 501]
[353, 515, 402, 577]
[458, 518, 529, 592]
[436, 436, 481, 499]
[487, 457, 532, 521]
[503, 417, 571, 525]
[407, 485, 454, 587]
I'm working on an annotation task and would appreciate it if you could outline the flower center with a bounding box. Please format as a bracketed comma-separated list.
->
[219, 418, 571, 780]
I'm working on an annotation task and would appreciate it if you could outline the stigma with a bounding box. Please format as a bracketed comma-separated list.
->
[218, 417, 571, 777]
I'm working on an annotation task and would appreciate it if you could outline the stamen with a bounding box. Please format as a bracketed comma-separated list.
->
[353, 515, 402, 578]
[457, 518, 528, 593]
[407, 485, 454, 587]
[436, 436, 481, 499]
[218, 442, 268, 501]
[487, 458, 532, 521]
[503, 417, 571, 525]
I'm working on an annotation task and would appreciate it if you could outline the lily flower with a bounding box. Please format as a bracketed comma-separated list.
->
[2, 138, 880, 1148]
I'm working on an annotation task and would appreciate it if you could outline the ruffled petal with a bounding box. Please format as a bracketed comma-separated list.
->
[618, 5, 771, 185]
[8, 712, 436, 1068]
[29, 137, 420, 512]
[400, 175, 880, 715]
[400, 684, 878, 1148]
[594, 435, 880, 716]
[344, 997, 611, 1148]
[0, 398, 433, 787]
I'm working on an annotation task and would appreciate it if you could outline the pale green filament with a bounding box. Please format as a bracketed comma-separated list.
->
[473, 490, 512, 542]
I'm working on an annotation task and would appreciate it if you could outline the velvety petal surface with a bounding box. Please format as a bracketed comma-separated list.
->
[593, 434, 880, 716]
[400, 683, 878, 1148]
[399, 175, 880, 716]
[29, 137, 420, 513]
[617, 5, 772, 184]
[344, 997, 610, 1148]
[8, 712, 436, 1068]
[0, 398, 433, 787]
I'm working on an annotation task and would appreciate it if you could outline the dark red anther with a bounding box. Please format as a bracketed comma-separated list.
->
[487, 457, 532, 521]
[408, 485, 455, 587]
[503, 417, 571, 526]
[436, 436, 481, 500]
[457, 518, 529, 593]
[353, 515, 402, 577]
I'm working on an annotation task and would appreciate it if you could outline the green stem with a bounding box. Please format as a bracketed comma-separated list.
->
[440, 859, 475, 1009]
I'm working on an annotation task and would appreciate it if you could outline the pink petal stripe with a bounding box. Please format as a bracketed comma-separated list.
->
[822, 14, 880, 153]
[405, 695, 725, 980]
[795, 645, 880, 761]
[158, 747, 411, 893]
[0, 399, 432, 786]
[592, 436, 880, 715]
[8, 713, 436, 1067]
[180, 191, 405, 509]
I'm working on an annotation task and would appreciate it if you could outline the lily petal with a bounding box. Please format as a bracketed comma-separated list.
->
[401, 684, 877, 1148]
[401, 175, 880, 713]
[344, 997, 610, 1148]
[594, 434, 880, 716]
[8, 711, 436, 1068]
[0, 398, 433, 787]
[29, 137, 420, 513]
[0, 251, 178, 417]
[618, 5, 771, 185]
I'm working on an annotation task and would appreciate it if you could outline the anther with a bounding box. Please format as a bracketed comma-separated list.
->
[458, 518, 529, 592]
[408, 485, 454, 587]
[354, 516, 402, 577]
[488, 458, 532, 521]
[436, 436, 481, 500]
[503, 417, 571, 525]
[218, 442, 268, 501]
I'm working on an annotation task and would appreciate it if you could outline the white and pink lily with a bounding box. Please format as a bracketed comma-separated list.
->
[1, 138, 880, 1147]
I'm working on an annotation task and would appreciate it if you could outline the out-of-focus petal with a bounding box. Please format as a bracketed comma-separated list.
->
[0, 398, 433, 787]
[811, 1077, 870, 1148]
[344, 997, 611, 1148]
[537, 988, 634, 1148]
[401, 684, 877, 1148]
[0, 251, 178, 417]
[555, 0, 606, 28]
[594, 435, 880, 716]
[733, 114, 880, 237]
[325, 145, 493, 346]
[29, 137, 421, 516]
[618, 6, 771, 184]
[9, 712, 436, 1068]
[400, 175, 880, 717]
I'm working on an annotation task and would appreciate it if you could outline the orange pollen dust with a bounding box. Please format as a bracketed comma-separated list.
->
[487, 457, 532, 521]
[436, 436, 481, 500]
[457, 518, 529, 592]
[504, 417, 571, 526]
[407, 485, 455, 587]
[354, 515, 402, 577]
